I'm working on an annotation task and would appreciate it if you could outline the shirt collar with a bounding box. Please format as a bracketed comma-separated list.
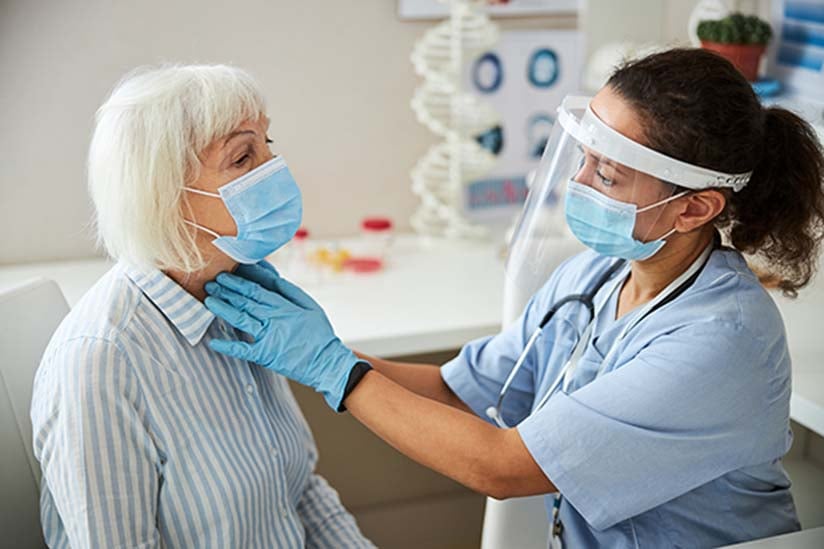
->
[123, 263, 215, 346]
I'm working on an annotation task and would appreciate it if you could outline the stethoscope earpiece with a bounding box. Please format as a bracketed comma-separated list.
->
[486, 405, 509, 428]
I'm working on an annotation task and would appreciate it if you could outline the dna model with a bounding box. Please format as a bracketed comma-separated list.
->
[410, 0, 501, 238]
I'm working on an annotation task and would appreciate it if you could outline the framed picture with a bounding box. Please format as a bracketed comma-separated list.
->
[461, 30, 583, 222]
[399, 0, 579, 20]
[766, 0, 824, 99]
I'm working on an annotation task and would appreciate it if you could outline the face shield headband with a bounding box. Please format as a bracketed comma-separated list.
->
[557, 95, 752, 192]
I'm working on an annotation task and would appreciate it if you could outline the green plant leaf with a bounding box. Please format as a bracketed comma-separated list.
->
[697, 12, 772, 44]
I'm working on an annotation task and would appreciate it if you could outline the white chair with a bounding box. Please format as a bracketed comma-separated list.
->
[0, 278, 69, 548]
[481, 496, 549, 548]
[481, 267, 556, 549]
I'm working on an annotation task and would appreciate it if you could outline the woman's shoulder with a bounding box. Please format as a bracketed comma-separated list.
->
[662, 248, 785, 345]
[42, 264, 143, 368]
[689, 248, 785, 339]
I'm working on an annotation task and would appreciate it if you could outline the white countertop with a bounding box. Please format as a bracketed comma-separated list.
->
[774, 288, 824, 441]
[286, 235, 506, 357]
[1, 234, 823, 436]
[0, 235, 506, 358]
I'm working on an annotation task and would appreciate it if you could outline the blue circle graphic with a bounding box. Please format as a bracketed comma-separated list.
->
[528, 48, 559, 89]
[527, 113, 555, 159]
[472, 52, 503, 94]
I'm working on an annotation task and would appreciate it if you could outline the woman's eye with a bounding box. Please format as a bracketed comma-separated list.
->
[233, 154, 250, 167]
[265, 137, 273, 144]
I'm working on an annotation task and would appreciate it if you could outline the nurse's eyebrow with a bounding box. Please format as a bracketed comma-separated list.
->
[581, 145, 630, 176]
[601, 158, 630, 176]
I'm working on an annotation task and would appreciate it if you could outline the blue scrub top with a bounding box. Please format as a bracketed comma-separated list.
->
[442, 248, 800, 548]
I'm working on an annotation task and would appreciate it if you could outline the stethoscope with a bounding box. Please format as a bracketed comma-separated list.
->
[484, 241, 716, 547]
[484, 257, 626, 429]
[486, 240, 717, 430]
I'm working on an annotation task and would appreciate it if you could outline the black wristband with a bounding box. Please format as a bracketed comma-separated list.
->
[337, 361, 373, 412]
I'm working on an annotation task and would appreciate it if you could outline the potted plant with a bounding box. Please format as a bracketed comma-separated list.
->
[697, 13, 773, 81]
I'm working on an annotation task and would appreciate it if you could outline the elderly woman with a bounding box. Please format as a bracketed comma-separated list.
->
[30, 65, 373, 548]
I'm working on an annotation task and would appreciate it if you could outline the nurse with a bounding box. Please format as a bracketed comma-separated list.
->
[205, 49, 824, 547]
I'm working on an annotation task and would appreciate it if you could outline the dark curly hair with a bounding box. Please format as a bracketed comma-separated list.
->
[607, 48, 824, 297]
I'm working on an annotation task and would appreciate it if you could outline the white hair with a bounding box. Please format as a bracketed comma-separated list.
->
[88, 64, 266, 272]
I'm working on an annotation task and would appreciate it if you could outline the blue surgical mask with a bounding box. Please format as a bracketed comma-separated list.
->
[184, 156, 302, 264]
[564, 180, 686, 261]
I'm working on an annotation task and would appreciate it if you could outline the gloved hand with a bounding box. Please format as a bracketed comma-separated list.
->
[233, 261, 281, 291]
[204, 262, 367, 411]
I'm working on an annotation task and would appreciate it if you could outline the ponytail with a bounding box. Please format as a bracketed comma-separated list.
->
[725, 107, 824, 297]
[607, 48, 824, 297]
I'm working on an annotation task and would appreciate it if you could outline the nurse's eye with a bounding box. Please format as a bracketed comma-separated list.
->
[265, 136, 273, 144]
[596, 168, 614, 186]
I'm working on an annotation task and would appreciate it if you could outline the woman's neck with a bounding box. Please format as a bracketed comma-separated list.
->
[165, 239, 238, 302]
[617, 228, 714, 318]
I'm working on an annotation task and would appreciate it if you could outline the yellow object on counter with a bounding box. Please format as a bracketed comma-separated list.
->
[310, 247, 352, 272]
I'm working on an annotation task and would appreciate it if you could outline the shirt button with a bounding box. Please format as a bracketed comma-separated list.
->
[245, 384, 255, 396]
[280, 504, 289, 518]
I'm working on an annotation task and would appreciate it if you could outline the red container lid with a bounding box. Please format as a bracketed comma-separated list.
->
[344, 257, 383, 273]
[294, 228, 309, 239]
[362, 217, 393, 231]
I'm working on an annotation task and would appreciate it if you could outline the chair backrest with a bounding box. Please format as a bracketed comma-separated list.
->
[0, 278, 69, 548]
[481, 496, 549, 549]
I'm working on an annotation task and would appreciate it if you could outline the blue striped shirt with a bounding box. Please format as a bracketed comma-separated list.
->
[31, 262, 374, 548]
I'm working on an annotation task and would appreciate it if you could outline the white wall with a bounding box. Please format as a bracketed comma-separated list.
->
[0, 0, 577, 265]
[1, 0, 770, 265]
[584, 0, 770, 63]
[0, 0, 423, 264]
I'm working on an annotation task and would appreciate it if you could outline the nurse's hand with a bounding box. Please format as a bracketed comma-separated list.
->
[204, 266, 366, 411]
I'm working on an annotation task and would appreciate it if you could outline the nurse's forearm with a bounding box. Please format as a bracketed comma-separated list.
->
[344, 370, 556, 499]
[354, 352, 472, 413]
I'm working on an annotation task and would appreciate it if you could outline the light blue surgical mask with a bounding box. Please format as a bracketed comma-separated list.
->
[184, 156, 302, 264]
[564, 179, 687, 261]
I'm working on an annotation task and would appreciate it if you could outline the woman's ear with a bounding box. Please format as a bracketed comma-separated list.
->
[674, 190, 726, 232]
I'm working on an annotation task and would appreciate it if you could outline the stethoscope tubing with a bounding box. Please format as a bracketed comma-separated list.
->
[488, 241, 715, 428]
[486, 259, 626, 427]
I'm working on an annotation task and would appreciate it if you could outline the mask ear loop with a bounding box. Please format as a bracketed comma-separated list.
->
[182, 188, 223, 238]
[184, 187, 221, 198]
[183, 219, 221, 239]
[636, 189, 690, 213]
[635, 189, 690, 243]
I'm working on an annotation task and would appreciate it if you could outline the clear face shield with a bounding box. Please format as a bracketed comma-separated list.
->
[506, 95, 751, 294]
[488, 95, 752, 429]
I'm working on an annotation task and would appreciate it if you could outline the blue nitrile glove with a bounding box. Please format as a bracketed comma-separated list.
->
[204, 266, 367, 411]
[234, 261, 281, 291]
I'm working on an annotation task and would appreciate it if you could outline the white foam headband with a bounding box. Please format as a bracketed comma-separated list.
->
[557, 95, 751, 192]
